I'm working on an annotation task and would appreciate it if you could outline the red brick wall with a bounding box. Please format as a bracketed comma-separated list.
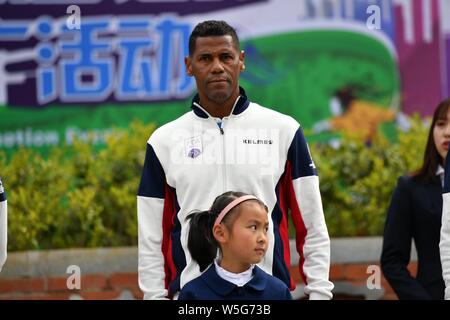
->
[0, 272, 143, 300]
[0, 263, 418, 300]
[290, 262, 418, 300]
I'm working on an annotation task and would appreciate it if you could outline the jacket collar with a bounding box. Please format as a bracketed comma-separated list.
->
[190, 86, 250, 119]
[202, 263, 267, 297]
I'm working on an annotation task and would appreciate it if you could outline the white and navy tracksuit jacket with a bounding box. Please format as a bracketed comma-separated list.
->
[441, 155, 450, 300]
[137, 88, 333, 300]
[0, 178, 7, 272]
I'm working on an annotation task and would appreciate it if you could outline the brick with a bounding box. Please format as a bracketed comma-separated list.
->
[26, 292, 72, 300]
[80, 275, 108, 290]
[47, 277, 70, 292]
[344, 264, 372, 280]
[0, 292, 71, 300]
[0, 278, 45, 293]
[0, 292, 25, 300]
[0, 294, 29, 300]
[108, 273, 138, 290]
[80, 290, 121, 300]
[346, 279, 369, 287]
[47, 274, 104, 292]
[329, 264, 345, 280]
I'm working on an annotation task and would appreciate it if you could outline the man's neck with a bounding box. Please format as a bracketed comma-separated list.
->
[199, 95, 240, 119]
[203, 103, 233, 119]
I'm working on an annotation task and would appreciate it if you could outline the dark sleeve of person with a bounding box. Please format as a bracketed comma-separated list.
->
[380, 176, 432, 300]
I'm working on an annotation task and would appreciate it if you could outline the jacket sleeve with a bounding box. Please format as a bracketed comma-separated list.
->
[284, 127, 333, 300]
[381, 176, 431, 299]
[441, 157, 450, 300]
[0, 184, 7, 272]
[137, 142, 169, 300]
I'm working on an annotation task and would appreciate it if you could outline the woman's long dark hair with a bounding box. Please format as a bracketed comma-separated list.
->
[186, 191, 267, 272]
[412, 98, 450, 183]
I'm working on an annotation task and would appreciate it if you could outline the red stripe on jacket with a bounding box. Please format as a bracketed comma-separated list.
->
[284, 160, 308, 285]
[161, 183, 177, 292]
[277, 165, 294, 290]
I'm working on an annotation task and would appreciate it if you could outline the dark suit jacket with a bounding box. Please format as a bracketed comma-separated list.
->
[380, 175, 445, 299]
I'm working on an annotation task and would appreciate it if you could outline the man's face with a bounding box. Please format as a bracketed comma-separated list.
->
[185, 35, 245, 107]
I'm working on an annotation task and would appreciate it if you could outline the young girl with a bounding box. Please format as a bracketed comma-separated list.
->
[178, 191, 292, 300]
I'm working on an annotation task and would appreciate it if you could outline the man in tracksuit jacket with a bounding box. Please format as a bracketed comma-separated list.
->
[137, 20, 333, 300]
[0, 177, 7, 272]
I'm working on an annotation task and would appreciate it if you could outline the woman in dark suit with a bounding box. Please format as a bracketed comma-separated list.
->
[381, 99, 450, 300]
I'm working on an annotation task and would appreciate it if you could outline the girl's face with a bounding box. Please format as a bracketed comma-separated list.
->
[219, 201, 269, 273]
[434, 107, 450, 162]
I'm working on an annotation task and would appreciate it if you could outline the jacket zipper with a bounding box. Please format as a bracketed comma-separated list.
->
[216, 119, 227, 192]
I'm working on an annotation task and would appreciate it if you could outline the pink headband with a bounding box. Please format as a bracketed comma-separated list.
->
[214, 195, 259, 227]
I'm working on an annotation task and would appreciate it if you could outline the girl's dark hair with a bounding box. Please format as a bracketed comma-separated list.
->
[186, 191, 267, 272]
[412, 98, 450, 183]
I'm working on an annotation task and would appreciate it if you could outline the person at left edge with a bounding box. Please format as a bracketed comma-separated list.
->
[0, 177, 7, 272]
[137, 20, 333, 300]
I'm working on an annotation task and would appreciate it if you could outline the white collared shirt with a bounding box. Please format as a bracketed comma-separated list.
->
[214, 260, 254, 287]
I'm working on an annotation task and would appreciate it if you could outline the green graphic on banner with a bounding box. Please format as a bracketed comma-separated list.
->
[241, 30, 399, 142]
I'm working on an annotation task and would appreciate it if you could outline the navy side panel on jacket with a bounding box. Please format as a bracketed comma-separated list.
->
[272, 181, 291, 288]
[270, 127, 316, 289]
[138, 144, 165, 198]
[287, 128, 317, 178]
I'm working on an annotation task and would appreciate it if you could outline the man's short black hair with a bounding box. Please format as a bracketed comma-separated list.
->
[189, 20, 240, 56]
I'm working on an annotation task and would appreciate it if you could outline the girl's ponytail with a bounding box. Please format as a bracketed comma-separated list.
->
[186, 210, 217, 272]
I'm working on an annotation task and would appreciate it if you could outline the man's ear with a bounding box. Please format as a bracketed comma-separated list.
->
[239, 50, 245, 72]
[213, 224, 228, 244]
[185, 56, 193, 76]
